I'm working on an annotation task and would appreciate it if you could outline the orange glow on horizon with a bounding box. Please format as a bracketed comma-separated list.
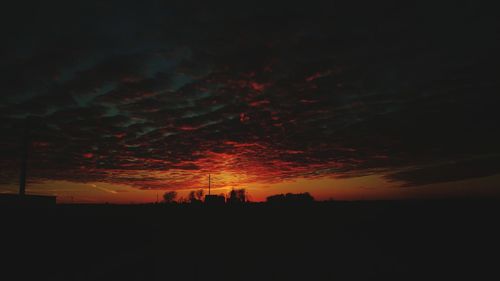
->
[2, 173, 499, 204]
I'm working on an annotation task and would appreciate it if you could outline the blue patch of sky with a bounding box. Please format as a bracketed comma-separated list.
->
[137, 126, 156, 137]
[74, 82, 117, 107]
[103, 104, 119, 117]
[181, 103, 225, 119]
[123, 117, 148, 127]
[170, 73, 194, 91]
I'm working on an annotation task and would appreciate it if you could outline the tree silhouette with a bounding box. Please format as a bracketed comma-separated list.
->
[227, 188, 246, 204]
[188, 189, 204, 203]
[195, 189, 204, 200]
[163, 191, 178, 203]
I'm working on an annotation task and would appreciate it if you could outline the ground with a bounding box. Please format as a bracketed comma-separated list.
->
[2, 200, 499, 280]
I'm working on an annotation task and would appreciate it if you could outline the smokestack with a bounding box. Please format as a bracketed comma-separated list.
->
[208, 174, 211, 195]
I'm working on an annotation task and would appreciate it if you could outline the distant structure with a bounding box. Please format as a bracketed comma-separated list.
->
[204, 174, 225, 205]
[0, 124, 56, 206]
[266, 192, 314, 205]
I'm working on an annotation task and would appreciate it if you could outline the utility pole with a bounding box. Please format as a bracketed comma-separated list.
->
[208, 174, 211, 195]
[19, 121, 29, 196]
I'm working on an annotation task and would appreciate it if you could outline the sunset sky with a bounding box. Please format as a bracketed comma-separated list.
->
[1, 0, 499, 203]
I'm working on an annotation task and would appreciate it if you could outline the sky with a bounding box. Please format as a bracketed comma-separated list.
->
[1, 0, 499, 203]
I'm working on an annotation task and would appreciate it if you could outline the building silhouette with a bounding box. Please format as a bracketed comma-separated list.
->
[266, 192, 314, 205]
[204, 174, 225, 205]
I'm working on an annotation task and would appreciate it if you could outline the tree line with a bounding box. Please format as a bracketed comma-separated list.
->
[162, 189, 315, 204]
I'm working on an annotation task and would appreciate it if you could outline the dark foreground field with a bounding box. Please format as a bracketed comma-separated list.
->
[2, 200, 499, 280]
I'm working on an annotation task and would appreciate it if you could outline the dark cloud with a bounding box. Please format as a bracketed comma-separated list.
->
[386, 156, 500, 186]
[1, 0, 499, 190]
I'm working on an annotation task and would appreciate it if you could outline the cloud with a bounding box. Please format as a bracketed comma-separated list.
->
[386, 156, 500, 187]
[0, 0, 499, 190]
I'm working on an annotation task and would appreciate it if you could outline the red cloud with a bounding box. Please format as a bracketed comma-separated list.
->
[83, 153, 94, 159]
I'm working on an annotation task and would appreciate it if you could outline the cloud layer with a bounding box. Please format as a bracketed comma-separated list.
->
[1, 0, 499, 190]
